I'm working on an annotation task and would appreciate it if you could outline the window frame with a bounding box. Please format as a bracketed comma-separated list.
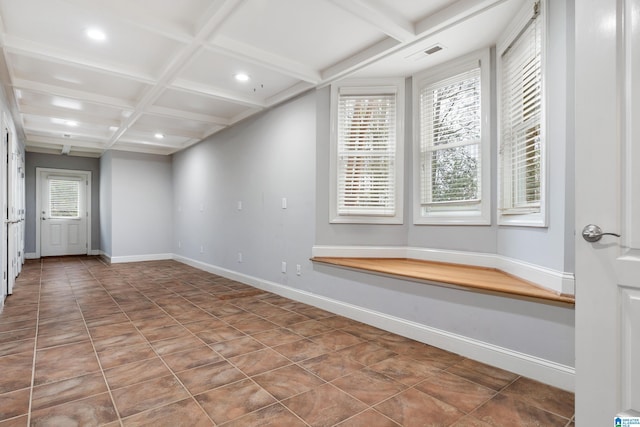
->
[412, 49, 491, 225]
[329, 78, 405, 224]
[497, 0, 547, 227]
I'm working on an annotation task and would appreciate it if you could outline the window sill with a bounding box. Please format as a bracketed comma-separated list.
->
[311, 256, 574, 306]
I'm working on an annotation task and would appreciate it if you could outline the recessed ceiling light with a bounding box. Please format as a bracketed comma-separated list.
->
[86, 27, 107, 42]
[66, 120, 79, 127]
[154, 133, 164, 139]
[234, 73, 250, 82]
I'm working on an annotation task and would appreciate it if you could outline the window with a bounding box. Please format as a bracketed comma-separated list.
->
[49, 179, 80, 218]
[413, 50, 491, 224]
[330, 79, 404, 224]
[498, 0, 546, 226]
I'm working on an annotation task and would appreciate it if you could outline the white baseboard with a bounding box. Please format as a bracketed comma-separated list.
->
[312, 245, 575, 295]
[173, 254, 575, 392]
[109, 253, 173, 264]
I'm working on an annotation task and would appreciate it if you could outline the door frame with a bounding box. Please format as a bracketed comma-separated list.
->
[35, 167, 92, 258]
[1, 120, 6, 304]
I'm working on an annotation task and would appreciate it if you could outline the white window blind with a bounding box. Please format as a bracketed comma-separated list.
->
[500, 1, 543, 214]
[49, 179, 80, 218]
[420, 68, 481, 211]
[336, 91, 397, 216]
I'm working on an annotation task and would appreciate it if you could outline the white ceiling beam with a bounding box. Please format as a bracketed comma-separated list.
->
[228, 107, 263, 126]
[108, 143, 174, 156]
[124, 124, 205, 141]
[25, 144, 103, 157]
[3, 35, 156, 84]
[201, 125, 226, 140]
[18, 104, 122, 128]
[195, 0, 247, 39]
[24, 126, 110, 142]
[265, 81, 316, 108]
[146, 105, 230, 127]
[208, 36, 322, 84]
[171, 79, 265, 108]
[26, 134, 106, 149]
[12, 79, 135, 110]
[175, 138, 204, 153]
[321, 0, 508, 84]
[116, 136, 187, 148]
[105, 0, 247, 149]
[329, 0, 415, 42]
[320, 37, 401, 83]
[414, 0, 508, 36]
[25, 141, 104, 158]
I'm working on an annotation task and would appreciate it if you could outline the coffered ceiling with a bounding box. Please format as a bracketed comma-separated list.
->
[0, 0, 524, 157]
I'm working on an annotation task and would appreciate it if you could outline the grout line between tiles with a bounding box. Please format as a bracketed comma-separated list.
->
[25, 257, 43, 427]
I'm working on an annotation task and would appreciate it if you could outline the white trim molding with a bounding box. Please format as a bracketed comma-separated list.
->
[173, 253, 574, 392]
[108, 253, 173, 264]
[312, 245, 575, 295]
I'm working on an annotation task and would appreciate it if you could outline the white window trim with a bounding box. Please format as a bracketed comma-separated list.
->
[412, 49, 491, 225]
[497, 0, 548, 227]
[329, 78, 405, 224]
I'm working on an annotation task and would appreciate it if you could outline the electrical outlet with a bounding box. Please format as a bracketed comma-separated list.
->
[281, 198, 287, 209]
[237, 201, 243, 211]
[281, 261, 287, 273]
[296, 264, 301, 276]
[238, 252, 243, 263]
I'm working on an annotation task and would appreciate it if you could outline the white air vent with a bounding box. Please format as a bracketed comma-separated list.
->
[405, 44, 446, 61]
[424, 45, 443, 55]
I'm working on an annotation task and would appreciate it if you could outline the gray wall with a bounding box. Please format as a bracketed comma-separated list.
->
[100, 150, 173, 258]
[173, 92, 317, 282]
[172, 89, 575, 367]
[99, 151, 112, 257]
[25, 152, 101, 253]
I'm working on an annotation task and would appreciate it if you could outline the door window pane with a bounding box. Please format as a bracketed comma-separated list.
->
[49, 179, 80, 218]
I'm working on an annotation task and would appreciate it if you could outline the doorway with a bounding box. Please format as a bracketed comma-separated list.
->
[36, 168, 91, 257]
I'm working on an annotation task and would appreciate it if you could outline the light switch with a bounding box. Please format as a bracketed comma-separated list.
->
[282, 198, 287, 209]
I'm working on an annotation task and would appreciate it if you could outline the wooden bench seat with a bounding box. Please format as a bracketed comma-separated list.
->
[311, 257, 575, 306]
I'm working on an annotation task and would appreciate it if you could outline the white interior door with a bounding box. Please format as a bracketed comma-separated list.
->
[1, 125, 6, 300]
[6, 128, 19, 294]
[575, 0, 640, 425]
[40, 172, 88, 256]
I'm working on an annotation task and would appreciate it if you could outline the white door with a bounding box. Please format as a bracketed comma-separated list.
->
[40, 172, 88, 256]
[575, 0, 640, 425]
[6, 128, 19, 294]
[1, 125, 6, 299]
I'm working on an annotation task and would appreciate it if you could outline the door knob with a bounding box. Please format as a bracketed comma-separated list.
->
[582, 224, 621, 242]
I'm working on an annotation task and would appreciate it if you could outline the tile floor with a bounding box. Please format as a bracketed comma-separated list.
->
[0, 257, 575, 426]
